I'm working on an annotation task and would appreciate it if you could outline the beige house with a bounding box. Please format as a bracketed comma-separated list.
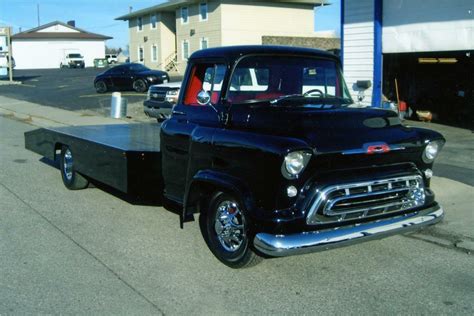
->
[116, 0, 324, 73]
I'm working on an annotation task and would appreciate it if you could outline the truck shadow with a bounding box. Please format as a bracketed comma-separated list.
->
[39, 157, 165, 207]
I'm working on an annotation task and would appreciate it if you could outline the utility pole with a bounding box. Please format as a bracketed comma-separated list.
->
[37, 3, 40, 26]
[7, 27, 12, 82]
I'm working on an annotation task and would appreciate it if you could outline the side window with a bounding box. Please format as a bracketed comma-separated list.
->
[108, 66, 124, 75]
[184, 63, 226, 106]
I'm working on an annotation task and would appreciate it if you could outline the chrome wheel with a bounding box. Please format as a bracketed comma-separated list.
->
[63, 148, 73, 181]
[214, 200, 245, 252]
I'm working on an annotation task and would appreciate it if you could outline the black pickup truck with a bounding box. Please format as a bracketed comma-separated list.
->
[25, 46, 445, 268]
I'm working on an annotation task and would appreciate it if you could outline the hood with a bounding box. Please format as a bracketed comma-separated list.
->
[238, 104, 441, 154]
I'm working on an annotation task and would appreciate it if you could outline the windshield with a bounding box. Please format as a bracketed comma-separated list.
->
[129, 64, 150, 72]
[226, 55, 352, 105]
[68, 54, 82, 58]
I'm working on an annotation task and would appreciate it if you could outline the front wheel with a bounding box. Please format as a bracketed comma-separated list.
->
[60, 146, 89, 190]
[95, 80, 107, 93]
[133, 79, 148, 93]
[200, 192, 262, 268]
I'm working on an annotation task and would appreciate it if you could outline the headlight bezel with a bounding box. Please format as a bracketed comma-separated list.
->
[281, 150, 312, 179]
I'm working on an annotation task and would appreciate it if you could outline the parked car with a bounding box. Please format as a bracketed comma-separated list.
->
[105, 54, 118, 64]
[144, 81, 181, 121]
[60, 52, 85, 68]
[94, 63, 170, 93]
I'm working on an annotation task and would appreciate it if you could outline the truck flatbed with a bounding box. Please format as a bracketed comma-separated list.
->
[25, 124, 163, 196]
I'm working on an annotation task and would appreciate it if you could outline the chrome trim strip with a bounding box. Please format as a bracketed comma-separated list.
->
[306, 175, 423, 224]
[342, 144, 406, 155]
[254, 205, 443, 257]
[324, 187, 409, 214]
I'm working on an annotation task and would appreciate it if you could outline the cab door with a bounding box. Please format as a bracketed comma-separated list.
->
[160, 62, 227, 202]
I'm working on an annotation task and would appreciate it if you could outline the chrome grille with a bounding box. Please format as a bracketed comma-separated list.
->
[149, 89, 167, 102]
[306, 175, 425, 225]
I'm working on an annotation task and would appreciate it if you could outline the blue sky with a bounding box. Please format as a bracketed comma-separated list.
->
[1, 0, 340, 49]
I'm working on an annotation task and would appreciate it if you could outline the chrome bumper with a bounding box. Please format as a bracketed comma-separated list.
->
[254, 205, 443, 257]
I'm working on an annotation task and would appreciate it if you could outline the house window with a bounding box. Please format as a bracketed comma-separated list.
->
[199, 3, 208, 21]
[200, 37, 208, 50]
[151, 45, 158, 62]
[137, 17, 143, 31]
[182, 40, 190, 60]
[138, 46, 144, 63]
[150, 14, 157, 29]
[181, 7, 189, 24]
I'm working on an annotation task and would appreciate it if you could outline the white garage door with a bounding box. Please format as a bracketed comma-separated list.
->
[382, 0, 474, 53]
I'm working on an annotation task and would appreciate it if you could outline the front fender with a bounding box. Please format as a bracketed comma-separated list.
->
[182, 169, 255, 227]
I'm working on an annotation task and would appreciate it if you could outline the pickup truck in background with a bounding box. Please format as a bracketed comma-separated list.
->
[25, 46, 445, 268]
[144, 81, 182, 122]
[105, 54, 118, 64]
[60, 52, 85, 68]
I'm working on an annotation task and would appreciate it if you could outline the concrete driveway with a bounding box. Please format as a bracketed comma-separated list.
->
[0, 99, 473, 314]
[1, 115, 473, 314]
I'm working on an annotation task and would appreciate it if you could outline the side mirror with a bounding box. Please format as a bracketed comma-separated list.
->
[356, 80, 372, 90]
[197, 90, 211, 105]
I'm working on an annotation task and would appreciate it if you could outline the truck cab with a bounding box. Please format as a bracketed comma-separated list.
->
[160, 46, 445, 268]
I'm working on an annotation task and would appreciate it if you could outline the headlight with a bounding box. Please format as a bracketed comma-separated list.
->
[166, 90, 179, 96]
[147, 89, 151, 100]
[281, 150, 312, 179]
[422, 140, 442, 163]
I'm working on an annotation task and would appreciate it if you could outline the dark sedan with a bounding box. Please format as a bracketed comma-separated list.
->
[94, 63, 169, 93]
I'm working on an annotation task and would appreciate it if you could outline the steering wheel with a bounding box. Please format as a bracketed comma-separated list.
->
[303, 89, 324, 97]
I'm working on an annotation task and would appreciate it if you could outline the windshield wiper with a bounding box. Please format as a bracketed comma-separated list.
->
[269, 94, 305, 104]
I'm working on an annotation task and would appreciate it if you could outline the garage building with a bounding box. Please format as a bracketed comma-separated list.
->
[12, 21, 112, 69]
[342, 0, 473, 128]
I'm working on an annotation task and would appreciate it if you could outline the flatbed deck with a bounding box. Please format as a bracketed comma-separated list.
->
[25, 124, 163, 196]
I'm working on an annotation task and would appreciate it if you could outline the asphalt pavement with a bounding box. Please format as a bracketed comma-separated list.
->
[0, 68, 150, 111]
[1, 115, 473, 314]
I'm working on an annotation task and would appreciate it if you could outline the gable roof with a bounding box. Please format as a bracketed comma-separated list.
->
[12, 21, 112, 40]
[116, 0, 326, 20]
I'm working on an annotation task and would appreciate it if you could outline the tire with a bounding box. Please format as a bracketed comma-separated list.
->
[59, 146, 89, 190]
[133, 79, 148, 93]
[95, 80, 107, 93]
[200, 192, 262, 268]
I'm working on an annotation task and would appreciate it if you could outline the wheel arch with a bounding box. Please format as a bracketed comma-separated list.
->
[182, 169, 255, 228]
[54, 142, 65, 161]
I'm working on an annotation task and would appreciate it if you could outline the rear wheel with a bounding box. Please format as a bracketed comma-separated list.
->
[133, 79, 148, 93]
[200, 192, 262, 268]
[60, 146, 89, 190]
[95, 80, 107, 93]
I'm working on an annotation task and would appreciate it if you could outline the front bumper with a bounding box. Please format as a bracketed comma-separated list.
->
[254, 204, 443, 257]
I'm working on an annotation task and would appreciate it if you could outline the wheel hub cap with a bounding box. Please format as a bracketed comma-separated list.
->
[214, 201, 245, 252]
[63, 149, 73, 181]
